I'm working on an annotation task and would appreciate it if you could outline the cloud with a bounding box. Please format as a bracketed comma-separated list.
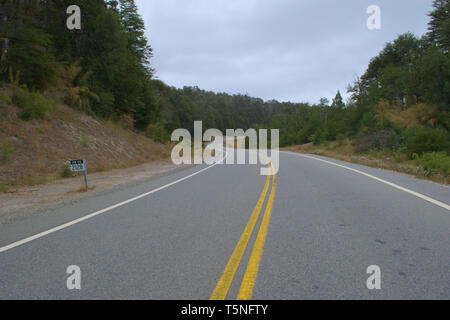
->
[136, 0, 434, 103]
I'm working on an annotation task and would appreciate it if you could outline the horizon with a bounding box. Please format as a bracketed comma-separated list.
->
[136, 0, 434, 105]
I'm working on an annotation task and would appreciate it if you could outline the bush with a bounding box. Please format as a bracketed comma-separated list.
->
[146, 124, 170, 143]
[353, 129, 391, 152]
[120, 114, 135, 130]
[415, 152, 450, 177]
[12, 88, 53, 120]
[404, 127, 449, 158]
[0, 94, 12, 108]
[394, 148, 408, 163]
[336, 134, 346, 146]
[60, 163, 73, 178]
[386, 129, 403, 150]
[1, 141, 14, 162]
[311, 129, 325, 146]
[80, 134, 91, 148]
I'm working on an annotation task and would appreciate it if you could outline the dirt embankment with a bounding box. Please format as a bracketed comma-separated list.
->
[0, 89, 172, 192]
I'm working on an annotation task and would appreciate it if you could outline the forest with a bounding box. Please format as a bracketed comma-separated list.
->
[0, 0, 449, 178]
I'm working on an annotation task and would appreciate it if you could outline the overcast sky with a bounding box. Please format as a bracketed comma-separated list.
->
[135, 0, 434, 104]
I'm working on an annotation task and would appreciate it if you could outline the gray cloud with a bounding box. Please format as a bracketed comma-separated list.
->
[136, 0, 434, 104]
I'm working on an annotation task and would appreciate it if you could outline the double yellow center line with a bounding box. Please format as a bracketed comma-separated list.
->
[210, 160, 277, 300]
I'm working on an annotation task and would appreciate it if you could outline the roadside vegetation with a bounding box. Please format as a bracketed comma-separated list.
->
[283, 140, 449, 185]
[12, 87, 54, 120]
[1, 141, 14, 163]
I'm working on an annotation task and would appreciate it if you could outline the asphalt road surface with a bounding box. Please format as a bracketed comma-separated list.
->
[0, 150, 449, 299]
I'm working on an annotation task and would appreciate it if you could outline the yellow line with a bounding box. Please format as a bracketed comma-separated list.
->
[210, 164, 272, 300]
[237, 162, 277, 300]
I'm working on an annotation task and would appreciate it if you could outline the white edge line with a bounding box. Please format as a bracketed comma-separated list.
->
[283, 151, 450, 211]
[0, 156, 226, 254]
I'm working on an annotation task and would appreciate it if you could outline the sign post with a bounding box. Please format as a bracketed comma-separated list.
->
[69, 159, 88, 190]
[83, 160, 88, 190]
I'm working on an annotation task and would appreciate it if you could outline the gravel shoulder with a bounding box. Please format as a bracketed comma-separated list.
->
[0, 159, 190, 223]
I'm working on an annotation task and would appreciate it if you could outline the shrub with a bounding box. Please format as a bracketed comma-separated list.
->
[311, 129, 325, 146]
[1, 141, 14, 162]
[386, 129, 403, 150]
[80, 134, 91, 148]
[56, 60, 98, 114]
[0, 94, 12, 108]
[404, 127, 449, 158]
[394, 148, 408, 163]
[336, 134, 346, 146]
[12, 88, 53, 120]
[415, 152, 450, 177]
[120, 114, 135, 130]
[60, 163, 73, 178]
[146, 124, 170, 143]
[354, 129, 391, 153]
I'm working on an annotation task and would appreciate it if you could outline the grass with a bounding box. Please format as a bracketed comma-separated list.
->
[68, 185, 97, 194]
[22, 175, 49, 187]
[283, 139, 449, 185]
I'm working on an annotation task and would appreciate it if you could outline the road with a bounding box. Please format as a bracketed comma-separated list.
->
[0, 149, 449, 299]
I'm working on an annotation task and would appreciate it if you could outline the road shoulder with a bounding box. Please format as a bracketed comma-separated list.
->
[0, 159, 191, 224]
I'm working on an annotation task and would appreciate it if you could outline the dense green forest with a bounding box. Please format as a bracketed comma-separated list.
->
[0, 0, 449, 176]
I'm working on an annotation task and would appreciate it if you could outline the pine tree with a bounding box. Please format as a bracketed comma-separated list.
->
[2, 0, 56, 89]
[426, 0, 450, 53]
[332, 91, 345, 109]
[119, 0, 153, 71]
[106, 0, 119, 12]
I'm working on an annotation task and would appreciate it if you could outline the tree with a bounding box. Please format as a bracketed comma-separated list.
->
[410, 45, 450, 114]
[426, 0, 450, 53]
[361, 33, 423, 89]
[3, 0, 57, 90]
[331, 91, 345, 109]
[119, 0, 153, 71]
[319, 98, 329, 107]
[106, 0, 119, 12]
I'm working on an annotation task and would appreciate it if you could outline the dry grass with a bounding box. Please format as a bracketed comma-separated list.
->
[282, 139, 449, 185]
[0, 87, 171, 191]
[67, 185, 97, 194]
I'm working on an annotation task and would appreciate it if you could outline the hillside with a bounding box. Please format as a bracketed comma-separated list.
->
[0, 86, 171, 192]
